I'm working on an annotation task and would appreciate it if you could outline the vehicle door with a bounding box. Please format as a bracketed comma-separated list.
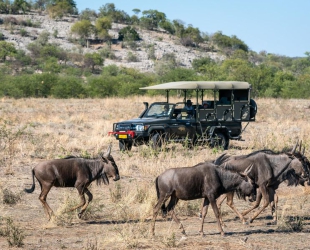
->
[168, 109, 197, 139]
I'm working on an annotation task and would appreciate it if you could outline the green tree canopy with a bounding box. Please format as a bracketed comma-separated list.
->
[0, 41, 17, 62]
[95, 16, 112, 40]
[140, 9, 166, 30]
[71, 19, 94, 41]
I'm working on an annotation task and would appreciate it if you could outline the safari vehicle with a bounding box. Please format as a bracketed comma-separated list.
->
[109, 81, 257, 151]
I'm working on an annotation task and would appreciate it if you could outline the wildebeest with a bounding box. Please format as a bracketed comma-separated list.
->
[151, 161, 255, 236]
[214, 141, 310, 224]
[24, 145, 120, 220]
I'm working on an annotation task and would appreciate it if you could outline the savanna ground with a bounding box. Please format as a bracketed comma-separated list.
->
[1, 96, 310, 249]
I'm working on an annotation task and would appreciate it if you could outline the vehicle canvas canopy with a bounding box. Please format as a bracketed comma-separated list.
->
[140, 81, 256, 123]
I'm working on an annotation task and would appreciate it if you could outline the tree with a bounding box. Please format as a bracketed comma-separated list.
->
[140, 9, 166, 30]
[33, 0, 50, 11]
[172, 19, 185, 38]
[0, 0, 11, 14]
[0, 41, 17, 61]
[94, 16, 112, 40]
[84, 52, 104, 72]
[12, 0, 31, 14]
[132, 8, 140, 15]
[79, 8, 97, 21]
[181, 25, 203, 46]
[159, 20, 175, 34]
[212, 31, 248, 52]
[47, 0, 77, 19]
[71, 20, 94, 46]
[98, 3, 115, 16]
[118, 26, 140, 41]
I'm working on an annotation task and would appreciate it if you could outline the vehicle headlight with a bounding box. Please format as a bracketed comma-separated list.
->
[136, 125, 144, 131]
[136, 125, 150, 131]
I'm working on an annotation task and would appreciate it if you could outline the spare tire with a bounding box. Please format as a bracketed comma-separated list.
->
[250, 99, 257, 119]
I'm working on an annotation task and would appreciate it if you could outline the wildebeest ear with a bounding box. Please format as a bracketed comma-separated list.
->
[102, 172, 109, 185]
[104, 144, 112, 158]
[291, 139, 299, 154]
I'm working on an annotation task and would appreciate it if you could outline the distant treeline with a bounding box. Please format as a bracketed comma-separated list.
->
[1, 55, 310, 99]
[0, 2, 310, 99]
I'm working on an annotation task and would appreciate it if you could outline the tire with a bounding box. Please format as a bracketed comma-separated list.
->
[210, 132, 229, 150]
[119, 140, 132, 151]
[150, 133, 162, 150]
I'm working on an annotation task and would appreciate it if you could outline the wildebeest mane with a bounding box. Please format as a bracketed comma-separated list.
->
[65, 157, 109, 186]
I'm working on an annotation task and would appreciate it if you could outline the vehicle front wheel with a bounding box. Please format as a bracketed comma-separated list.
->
[210, 133, 229, 150]
[150, 133, 162, 150]
[119, 140, 133, 151]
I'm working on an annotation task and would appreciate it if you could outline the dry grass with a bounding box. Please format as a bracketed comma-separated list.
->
[0, 96, 310, 249]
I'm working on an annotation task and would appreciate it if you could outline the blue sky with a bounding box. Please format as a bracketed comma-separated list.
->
[74, 0, 309, 57]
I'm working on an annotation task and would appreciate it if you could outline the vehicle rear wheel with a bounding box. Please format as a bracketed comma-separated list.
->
[150, 133, 162, 150]
[210, 132, 229, 150]
[119, 140, 132, 151]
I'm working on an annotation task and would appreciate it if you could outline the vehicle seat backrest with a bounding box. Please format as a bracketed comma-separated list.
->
[199, 109, 216, 121]
[218, 97, 230, 105]
[234, 101, 249, 121]
[216, 106, 232, 121]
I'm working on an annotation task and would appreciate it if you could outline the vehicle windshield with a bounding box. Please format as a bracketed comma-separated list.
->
[145, 103, 173, 117]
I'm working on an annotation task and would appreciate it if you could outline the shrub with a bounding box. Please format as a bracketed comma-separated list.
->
[0, 217, 25, 247]
[51, 76, 86, 98]
[2, 189, 22, 205]
[118, 26, 140, 41]
[19, 28, 28, 37]
[126, 52, 139, 62]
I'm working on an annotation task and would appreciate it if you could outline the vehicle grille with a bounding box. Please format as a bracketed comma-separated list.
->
[116, 123, 132, 131]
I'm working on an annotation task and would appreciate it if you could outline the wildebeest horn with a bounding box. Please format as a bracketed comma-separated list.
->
[104, 144, 112, 157]
[291, 139, 299, 154]
[243, 163, 253, 176]
[299, 140, 302, 152]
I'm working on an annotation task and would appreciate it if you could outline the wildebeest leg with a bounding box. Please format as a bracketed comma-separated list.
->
[216, 194, 227, 227]
[77, 188, 93, 219]
[210, 197, 225, 236]
[38, 183, 54, 220]
[151, 194, 170, 236]
[248, 186, 271, 223]
[241, 191, 262, 216]
[225, 192, 247, 224]
[166, 195, 185, 234]
[69, 185, 88, 213]
[268, 189, 277, 224]
[273, 192, 278, 221]
[199, 198, 209, 235]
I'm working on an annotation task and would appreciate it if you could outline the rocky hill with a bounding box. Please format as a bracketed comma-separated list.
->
[0, 13, 224, 73]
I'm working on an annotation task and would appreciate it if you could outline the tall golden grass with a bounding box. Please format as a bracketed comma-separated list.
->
[1, 96, 310, 248]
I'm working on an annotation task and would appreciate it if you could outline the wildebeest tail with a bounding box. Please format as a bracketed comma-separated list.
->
[24, 168, 36, 193]
[155, 177, 167, 216]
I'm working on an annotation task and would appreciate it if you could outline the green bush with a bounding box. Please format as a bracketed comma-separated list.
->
[86, 76, 118, 97]
[51, 76, 86, 98]
[118, 26, 140, 41]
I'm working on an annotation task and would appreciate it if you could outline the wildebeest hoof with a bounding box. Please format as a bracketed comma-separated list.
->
[243, 220, 249, 225]
[78, 212, 83, 219]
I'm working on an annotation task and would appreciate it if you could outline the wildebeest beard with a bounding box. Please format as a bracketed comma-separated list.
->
[97, 172, 109, 185]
